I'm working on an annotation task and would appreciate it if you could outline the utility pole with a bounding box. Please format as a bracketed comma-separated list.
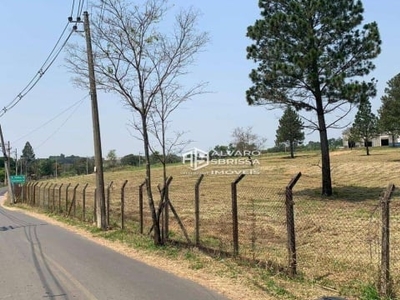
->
[55, 158, 58, 178]
[14, 149, 17, 175]
[81, 11, 107, 230]
[0, 126, 15, 204]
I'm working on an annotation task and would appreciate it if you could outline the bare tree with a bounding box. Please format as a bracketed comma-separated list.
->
[148, 81, 207, 184]
[231, 127, 266, 153]
[65, 0, 209, 245]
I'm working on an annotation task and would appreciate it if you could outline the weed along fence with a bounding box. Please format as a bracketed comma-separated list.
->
[15, 175, 400, 298]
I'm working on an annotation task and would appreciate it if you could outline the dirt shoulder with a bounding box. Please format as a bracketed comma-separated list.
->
[0, 195, 277, 300]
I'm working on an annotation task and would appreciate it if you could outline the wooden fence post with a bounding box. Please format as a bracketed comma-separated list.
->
[195, 174, 204, 246]
[231, 174, 246, 257]
[286, 172, 302, 277]
[380, 184, 395, 297]
[121, 180, 128, 230]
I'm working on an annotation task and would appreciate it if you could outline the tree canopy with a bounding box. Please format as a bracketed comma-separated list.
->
[351, 99, 379, 155]
[246, 0, 381, 195]
[378, 73, 400, 146]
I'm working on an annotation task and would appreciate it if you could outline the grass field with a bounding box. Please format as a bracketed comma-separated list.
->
[22, 146, 400, 299]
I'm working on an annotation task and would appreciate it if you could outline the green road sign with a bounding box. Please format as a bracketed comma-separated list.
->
[10, 175, 26, 184]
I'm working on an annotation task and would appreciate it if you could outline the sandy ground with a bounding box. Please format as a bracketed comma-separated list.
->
[0, 195, 275, 300]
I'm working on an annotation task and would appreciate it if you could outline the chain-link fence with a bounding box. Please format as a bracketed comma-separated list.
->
[16, 173, 399, 298]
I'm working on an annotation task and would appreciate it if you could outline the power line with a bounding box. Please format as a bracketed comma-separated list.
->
[70, 0, 76, 17]
[12, 94, 89, 144]
[0, 25, 74, 118]
[33, 95, 88, 152]
[77, 0, 86, 19]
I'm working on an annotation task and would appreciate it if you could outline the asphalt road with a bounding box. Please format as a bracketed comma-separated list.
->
[0, 188, 228, 300]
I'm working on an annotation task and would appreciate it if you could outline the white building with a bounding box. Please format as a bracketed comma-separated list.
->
[342, 133, 400, 148]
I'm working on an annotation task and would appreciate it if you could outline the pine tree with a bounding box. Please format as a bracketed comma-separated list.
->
[246, 0, 381, 195]
[352, 99, 379, 156]
[276, 107, 304, 158]
[378, 73, 400, 146]
[21, 141, 35, 176]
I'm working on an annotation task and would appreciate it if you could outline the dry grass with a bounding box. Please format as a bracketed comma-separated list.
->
[24, 146, 400, 299]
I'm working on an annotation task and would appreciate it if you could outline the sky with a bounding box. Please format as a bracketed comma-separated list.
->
[0, 1, 399, 159]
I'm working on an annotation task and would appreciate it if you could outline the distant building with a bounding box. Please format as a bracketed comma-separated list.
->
[342, 133, 400, 148]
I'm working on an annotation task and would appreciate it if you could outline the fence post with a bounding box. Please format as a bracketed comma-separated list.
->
[65, 183, 71, 214]
[52, 184, 57, 212]
[42, 183, 49, 208]
[27, 182, 30, 204]
[139, 181, 146, 234]
[58, 184, 63, 213]
[163, 180, 170, 241]
[120, 180, 128, 230]
[286, 172, 302, 277]
[106, 181, 113, 227]
[380, 183, 395, 297]
[195, 174, 204, 246]
[33, 182, 40, 206]
[38, 183, 44, 207]
[82, 183, 89, 221]
[231, 174, 246, 257]
[47, 183, 52, 210]
[71, 184, 79, 217]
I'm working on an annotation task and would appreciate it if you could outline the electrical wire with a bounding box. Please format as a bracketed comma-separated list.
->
[0, 24, 75, 118]
[70, 0, 76, 18]
[12, 94, 90, 144]
[77, 0, 86, 18]
[33, 95, 88, 151]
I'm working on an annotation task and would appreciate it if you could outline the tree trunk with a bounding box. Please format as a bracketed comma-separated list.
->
[391, 134, 396, 147]
[290, 141, 295, 158]
[366, 139, 370, 156]
[316, 101, 333, 196]
[141, 114, 162, 245]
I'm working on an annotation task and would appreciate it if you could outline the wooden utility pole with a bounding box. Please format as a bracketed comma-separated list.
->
[0, 126, 15, 204]
[83, 11, 107, 230]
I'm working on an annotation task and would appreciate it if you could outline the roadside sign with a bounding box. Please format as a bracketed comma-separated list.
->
[10, 175, 26, 184]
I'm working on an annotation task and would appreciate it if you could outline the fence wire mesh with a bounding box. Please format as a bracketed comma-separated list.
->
[16, 171, 400, 298]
